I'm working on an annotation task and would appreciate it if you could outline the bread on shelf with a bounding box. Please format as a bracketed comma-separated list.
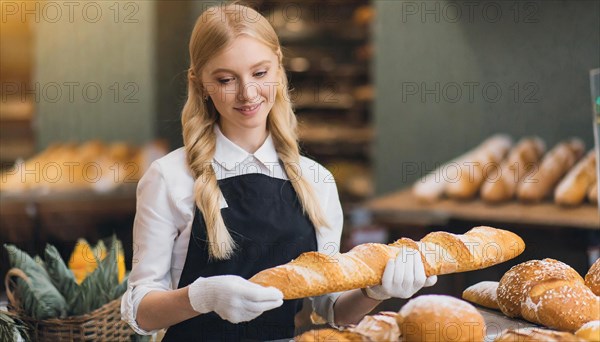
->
[250, 226, 525, 299]
[555, 150, 597, 206]
[446, 135, 513, 200]
[462, 281, 500, 310]
[517, 138, 585, 202]
[589, 181, 598, 204]
[413, 134, 512, 203]
[481, 137, 545, 203]
[396, 295, 486, 342]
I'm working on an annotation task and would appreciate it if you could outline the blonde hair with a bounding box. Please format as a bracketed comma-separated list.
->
[182, 3, 329, 260]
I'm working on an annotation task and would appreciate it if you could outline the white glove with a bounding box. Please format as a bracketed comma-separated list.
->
[363, 248, 438, 300]
[188, 275, 284, 323]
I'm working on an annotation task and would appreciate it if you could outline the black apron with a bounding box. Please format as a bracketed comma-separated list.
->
[162, 173, 318, 341]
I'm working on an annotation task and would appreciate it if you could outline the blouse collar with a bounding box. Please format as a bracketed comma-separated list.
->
[213, 124, 279, 171]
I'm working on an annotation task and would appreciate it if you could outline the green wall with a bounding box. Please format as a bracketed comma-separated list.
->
[35, 1, 156, 147]
[374, 0, 600, 194]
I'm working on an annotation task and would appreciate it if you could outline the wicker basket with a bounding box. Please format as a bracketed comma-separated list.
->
[5, 268, 134, 341]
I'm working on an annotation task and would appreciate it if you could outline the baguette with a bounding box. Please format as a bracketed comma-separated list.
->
[494, 327, 586, 342]
[586, 258, 600, 296]
[497, 259, 600, 332]
[575, 320, 600, 341]
[250, 226, 525, 299]
[462, 281, 500, 310]
[555, 150, 597, 206]
[446, 135, 512, 200]
[397, 295, 486, 342]
[481, 137, 545, 203]
[517, 138, 585, 202]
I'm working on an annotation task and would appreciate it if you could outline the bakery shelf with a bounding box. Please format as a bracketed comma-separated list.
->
[365, 189, 599, 230]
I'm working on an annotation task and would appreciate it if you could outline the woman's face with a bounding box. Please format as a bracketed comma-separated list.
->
[201, 35, 280, 135]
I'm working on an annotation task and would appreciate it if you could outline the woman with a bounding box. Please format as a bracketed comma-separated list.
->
[121, 3, 436, 341]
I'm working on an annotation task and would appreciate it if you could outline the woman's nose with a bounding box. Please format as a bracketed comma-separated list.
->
[238, 80, 260, 102]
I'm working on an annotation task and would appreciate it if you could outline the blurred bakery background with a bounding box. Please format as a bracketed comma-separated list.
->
[1, 0, 599, 333]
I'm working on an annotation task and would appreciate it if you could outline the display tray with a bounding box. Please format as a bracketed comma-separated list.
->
[366, 189, 599, 230]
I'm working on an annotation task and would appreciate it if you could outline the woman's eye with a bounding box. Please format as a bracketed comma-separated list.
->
[254, 71, 267, 78]
[218, 78, 234, 84]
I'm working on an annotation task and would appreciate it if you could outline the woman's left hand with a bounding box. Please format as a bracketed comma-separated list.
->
[363, 248, 437, 300]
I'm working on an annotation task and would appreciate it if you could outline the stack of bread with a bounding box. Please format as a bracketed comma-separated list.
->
[462, 258, 600, 341]
[413, 135, 598, 206]
[0, 140, 168, 194]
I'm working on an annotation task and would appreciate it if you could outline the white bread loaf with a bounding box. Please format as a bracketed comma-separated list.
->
[250, 226, 525, 299]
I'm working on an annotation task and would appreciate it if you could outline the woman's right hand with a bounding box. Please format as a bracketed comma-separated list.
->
[188, 275, 284, 323]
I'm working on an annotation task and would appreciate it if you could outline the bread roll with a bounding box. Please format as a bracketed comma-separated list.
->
[555, 150, 597, 206]
[462, 281, 500, 310]
[397, 295, 486, 342]
[494, 327, 586, 342]
[446, 135, 512, 200]
[481, 137, 545, 203]
[575, 320, 600, 341]
[498, 259, 600, 332]
[517, 138, 585, 202]
[586, 258, 600, 296]
[250, 226, 525, 299]
[522, 279, 600, 332]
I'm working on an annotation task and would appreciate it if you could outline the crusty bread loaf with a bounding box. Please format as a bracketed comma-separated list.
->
[397, 295, 486, 342]
[250, 226, 525, 299]
[494, 327, 587, 342]
[481, 137, 545, 203]
[497, 259, 600, 332]
[575, 320, 600, 341]
[586, 258, 600, 296]
[517, 138, 585, 202]
[497, 259, 583, 318]
[462, 281, 500, 310]
[522, 279, 600, 332]
[555, 150, 597, 206]
[446, 135, 513, 200]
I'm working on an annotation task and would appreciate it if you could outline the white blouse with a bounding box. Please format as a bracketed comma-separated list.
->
[121, 126, 344, 335]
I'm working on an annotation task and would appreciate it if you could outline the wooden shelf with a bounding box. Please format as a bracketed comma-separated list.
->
[365, 189, 600, 230]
